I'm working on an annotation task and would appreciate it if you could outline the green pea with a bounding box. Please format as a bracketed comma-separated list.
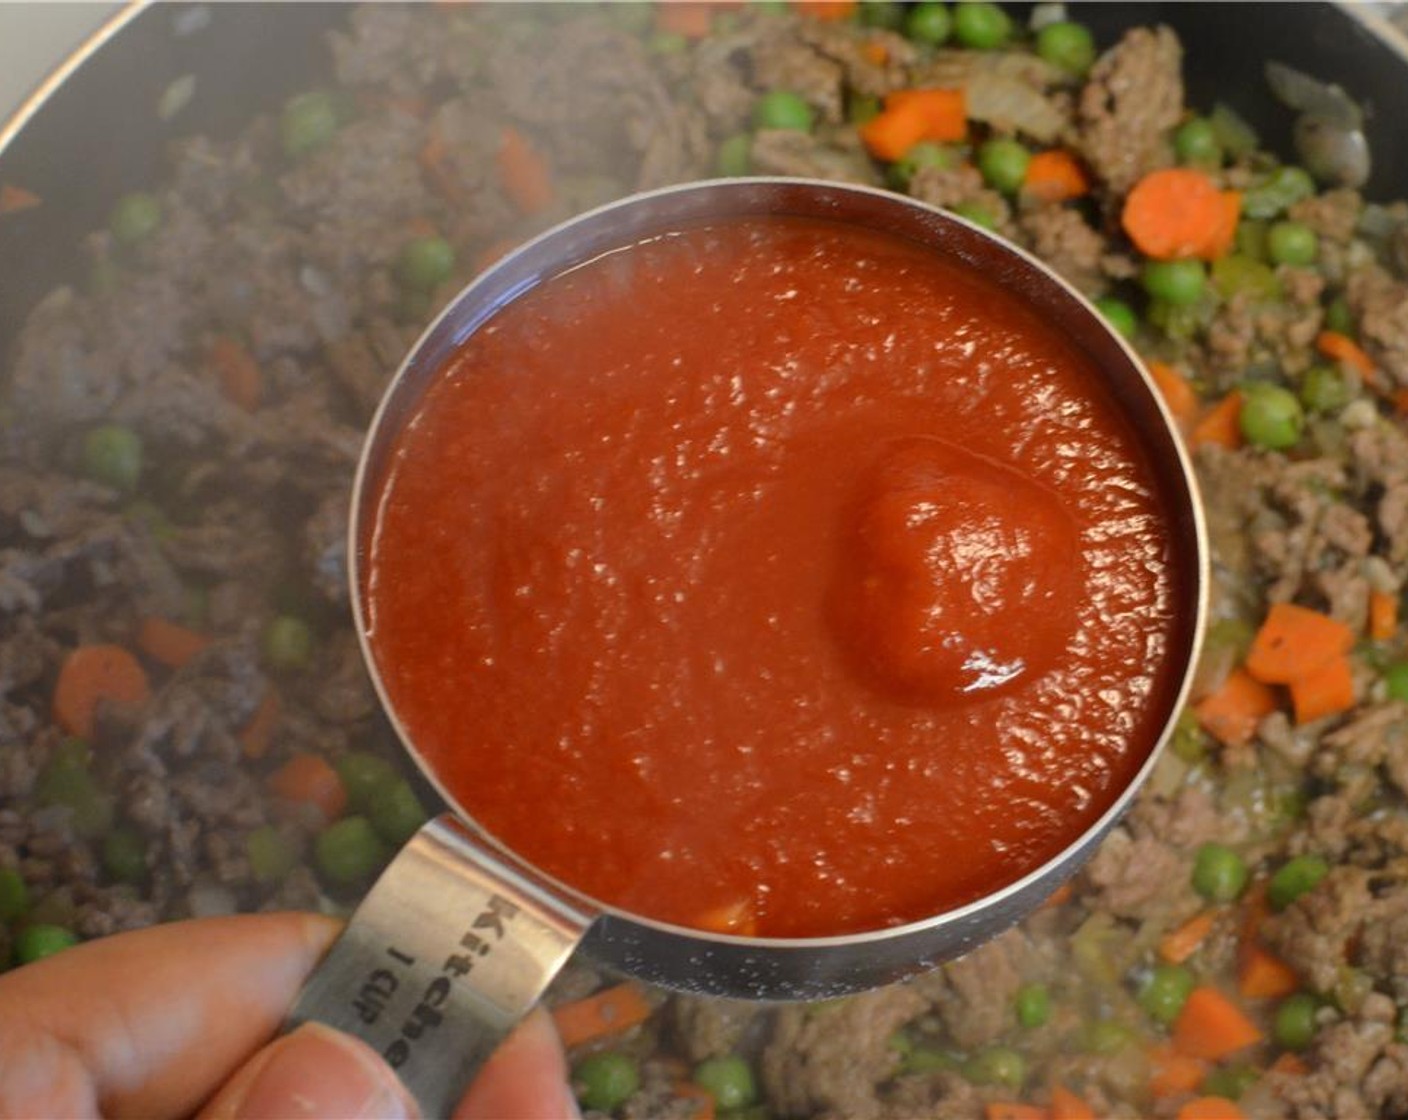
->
[1211, 254, 1282, 302]
[694, 1055, 757, 1111]
[1082, 1019, 1134, 1055]
[1238, 382, 1304, 451]
[1300, 364, 1354, 414]
[1141, 259, 1206, 306]
[963, 1045, 1026, 1089]
[752, 90, 815, 132]
[717, 133, 752, 178]
[952, 1, 1011, 49]
[110, 191, 162, 246]
[1192, 842, 1249, 903]
[315, 816, 389, 886]
[888, 141, 961, 189]
[14, 924, 77, 965]
[368, 779, 429, 847]
[1094, 297, 1138, 340]
[82, 424, 143, 492]
[1173, 117, 1223, 169]
[335, 752, 400, 813]
[1384, 661, 1408, 702]
[1146, 297, 1204, 342]
[246, 824, 298, 884]
[1203, 1064, 1259, 1100]
[0, 869, 28, 922]
[281, 91, 340, 158]
[573, 1051, 640, 1112]
[858, 1, 905, 31]
[1138, 963, 1195, 1025]
[976, 137, 1030, 195]
[905, 2, 952, 44]
[102, 828, 147, 884]
[1267, 220, 1318, 266]
[1268, 855, 1329, 911]
[1014, 982, 1051, 1028]
[127, 500, 175, 542]
[397, 236, 455, 294]
[262, 615, 314, 672]
[1242, 165, 1316, 220]
[950, 200, 998, 230]
[36, 761, 113, 840]
[1324, 295, 1355, 337]
[1273, 992, 1320, 1050]
[1171, 706, 1209, 764]
[1035, 21, 1095, 77]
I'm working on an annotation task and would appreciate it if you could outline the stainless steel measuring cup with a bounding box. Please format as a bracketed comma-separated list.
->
[287, 178, 1208, 1117]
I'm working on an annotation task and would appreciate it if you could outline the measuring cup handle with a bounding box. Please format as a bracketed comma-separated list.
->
[286, 813, 598, 1118]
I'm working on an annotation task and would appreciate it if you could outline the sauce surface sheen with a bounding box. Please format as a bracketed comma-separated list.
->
[363, 215, 1180, 938]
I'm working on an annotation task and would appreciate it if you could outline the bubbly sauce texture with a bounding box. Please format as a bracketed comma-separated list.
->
[363, 216, 1182, 938]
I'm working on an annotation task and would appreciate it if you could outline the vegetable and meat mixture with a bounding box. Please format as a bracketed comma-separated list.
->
[3, 2, 1408, 1117]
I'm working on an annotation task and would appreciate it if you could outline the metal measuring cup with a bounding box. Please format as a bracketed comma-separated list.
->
[287, 179, 1208, 1117]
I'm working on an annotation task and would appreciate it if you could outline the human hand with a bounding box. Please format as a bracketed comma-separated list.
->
[0, 912, 581, 1119]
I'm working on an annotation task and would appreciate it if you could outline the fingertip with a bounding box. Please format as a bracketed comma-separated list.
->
[202, 1022, 417, 1120]
[455, 1008, 581, 1120]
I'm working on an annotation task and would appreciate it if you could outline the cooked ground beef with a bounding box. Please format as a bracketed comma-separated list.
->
[4, 5, 1408, 1119]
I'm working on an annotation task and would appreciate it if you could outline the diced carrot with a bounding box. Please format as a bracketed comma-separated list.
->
[1194, 668, 1277, 748]
[1393, 387, 1408, 417]
[1237, 944, 1300, 1000]
[268, 753, 347, 822]
[551, 982, 654, 1049]
[496, 126, 554, 216]
[1148, 1042, 1209, 1098]
[1022, 150, 1090, 203]
[1238, 878, 1271, 953]
[136, 617, 213, 669]
[1245, 602, 1354, 686]
[1177, 1097, 1247, 1120]
[1289, 652, 1355, 725]
[986, 1104, 1048, 1120]
[1369, 589, 1399, 642]
[1172, 987, 1264, 1061]
[1049, 1084, 1096, 1120]
[1315, 329, 1376, 377]
[884, 87, 967, 142]
[1159, 908, 1219, 964]
[792, 0, 858, 20]
[1189, 391, 1243, 451]
[1270, 1052, 1309, 1076]
[209, 335, 263, 412]
[692, 897, 758, 936]
[1147, 360, 1199, 426]
[0, 183, 41, 215]
[655, 1, 714, 38]
[239, 690, 281, 760]
[859, 100, 931, 162]
[673, 1083, 717, 1120]
[1041, 881, 1075, 910]
[862, 40, 890, 66]
[53, 644, 152, 739]
[1122, 168, 1229, 261]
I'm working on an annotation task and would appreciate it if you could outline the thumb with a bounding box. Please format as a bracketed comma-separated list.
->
[199, 1022, 418, 1120]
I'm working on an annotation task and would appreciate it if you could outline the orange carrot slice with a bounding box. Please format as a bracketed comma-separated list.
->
[1159, 908, 1219, 964]
[551, 982, 653, 1049]
[1122, 168, 1228, 261]
[136, 617, 213, 669]
[1177, 1097, 1247, 1120]
[1245, 602, 1354, 685]
[1189, 391, 1243, 451]
[497, 126, 554, 216]
[1237, 944, 1300, 999]
[1022, 150, 1091, 203]
[1172, 987, 1263, 1061]
[210, 335, 263, 412]
[1194, 668, 1277, 748]
[268, 753, 347, 822]
[1369, 589, 1398, 642]
[1289, 653, 1355, 725]
[53, 645, 152, 739]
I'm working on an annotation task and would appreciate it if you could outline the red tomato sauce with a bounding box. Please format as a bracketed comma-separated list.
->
[362, 216, 1183, 938]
